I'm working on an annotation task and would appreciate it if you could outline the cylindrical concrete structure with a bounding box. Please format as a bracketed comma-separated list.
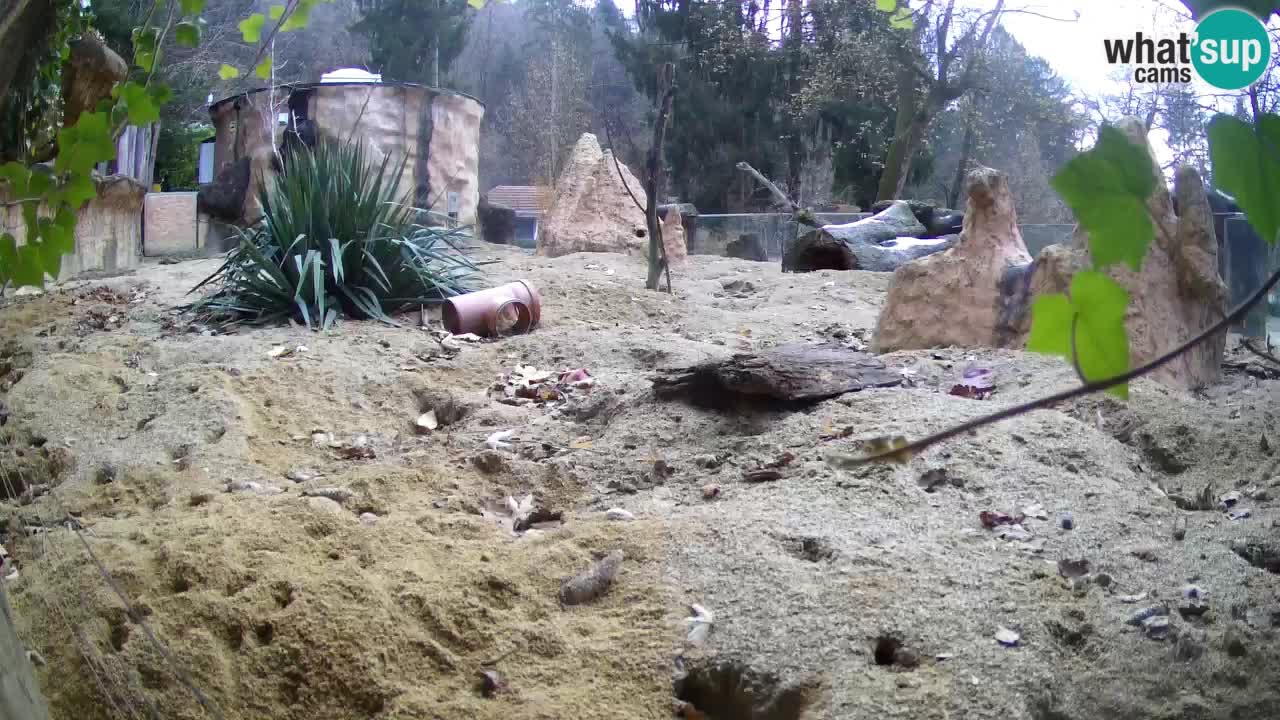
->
[207, 82, 484, 226]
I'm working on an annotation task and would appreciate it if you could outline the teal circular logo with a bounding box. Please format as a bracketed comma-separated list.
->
[1192, 8, 1272, 90]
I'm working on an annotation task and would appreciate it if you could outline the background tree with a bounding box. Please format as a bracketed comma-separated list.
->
[352, 0, 471, 84]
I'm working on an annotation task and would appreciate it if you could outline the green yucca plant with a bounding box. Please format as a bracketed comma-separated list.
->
[185, 140, 481, 330]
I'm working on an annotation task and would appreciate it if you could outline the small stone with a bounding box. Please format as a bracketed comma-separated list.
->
[701, 484, 721, 500]
[1130, 546, 1159, 562]
[1141, 615, 1172, 640]
[359, 512, 378, 526]
[1093, 572, 1113, 588]
[1227, 507, 1252, 521]
[1058, 558, 1091, 578]
[306, 497, 344, 514]
[694, 454, 724, 470]
[301, 487, 354, 505]
[605, 508, 635, 521]
[994, 627, 1021, 647]
[1127, 605, 1168, 627]
[472, 451, 508, 475]
[1059, 512, 1074, 530]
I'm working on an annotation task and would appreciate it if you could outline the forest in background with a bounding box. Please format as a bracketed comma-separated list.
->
[6, 0, 1278, 219]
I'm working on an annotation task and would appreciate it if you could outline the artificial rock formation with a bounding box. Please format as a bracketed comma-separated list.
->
[537, 133, 648, 258]
[660, 204, 688, 263]
[61, 36, 128, 128]
[785, 201, 953, 273]
[1019, 119, 1227, 389]
[873, 166, 1033, 352]
[872, 118, 1228, 390]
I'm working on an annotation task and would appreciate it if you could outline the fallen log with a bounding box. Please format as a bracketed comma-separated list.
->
[652, 343, 902, 406]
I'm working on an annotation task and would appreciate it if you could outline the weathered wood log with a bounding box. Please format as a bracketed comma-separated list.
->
[652, 343, 902, 406]
[783, 201, 954, 273]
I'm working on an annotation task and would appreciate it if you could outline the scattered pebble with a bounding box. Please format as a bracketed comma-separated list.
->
[302, 487, 354, 505]
[1059, 512, 1074, 530]
[415, 410, 439, 433]
[225, 480, 283, 495]
[1142, 615, 1172, 640]
[1179, 585, 1210, 619]
[285, 468, 323, 483]
[994, 627, 1021, 647]
[685, 603, 714, 645]
[1093, 572, 1113, 588]
[1227, 507, 1252, 521]
[306, 497, 344, 515]
[1057, 558, 1091, 579]
[477, 669, 505, 698]
[1127, 605, 1168, 627]
[1117, 592, 1147, 604]
[560, 550, 624, 606]
[359, 512, 378, 527]
[605, 508, 635, 522]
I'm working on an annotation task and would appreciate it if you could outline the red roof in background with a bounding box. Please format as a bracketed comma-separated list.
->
[486, 185, 551, 215]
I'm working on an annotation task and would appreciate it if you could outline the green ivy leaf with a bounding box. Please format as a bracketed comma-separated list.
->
[180, 0, 206, 14]
[150, 82, 174, 107]
[1051, 125, 1156, 272]
[467, 0, 486, 8]
[26, 170, 52, 197]
[36, 217, 69, 275]
[58, 171, 98, 208]
[270, 4, 286, 19]
[281, 0, 318, 31]
[176, 20, 202, 47]
[55, 111, 116, 176]
[132, 27, 160, 72]
[218, 64, 241, 80]
[255, 56, 273, 80]
[1208, 114, 1280, 246]
[875, 0, 897, 10]
[1027, 270, 1132, 399]
[0, 233, 46, 289]
[889, 9, 914, 29]
[118, 82, 160, 126]
[239, 13, 266, 43]
[0, 162, 32, 197]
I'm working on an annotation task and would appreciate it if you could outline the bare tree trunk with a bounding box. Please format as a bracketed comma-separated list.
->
[948, 101, 977, 208]
[876, 64, 921, 202]
[645, 63, 675, 292]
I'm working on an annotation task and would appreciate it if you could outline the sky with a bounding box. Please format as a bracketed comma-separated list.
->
[985, 0, 1195, 96]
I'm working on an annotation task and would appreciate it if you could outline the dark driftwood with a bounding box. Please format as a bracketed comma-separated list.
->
[652, 343, 902, 405]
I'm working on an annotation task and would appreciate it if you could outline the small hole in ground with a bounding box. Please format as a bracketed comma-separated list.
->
[873, 636, 900, 666]
[675, 660, 819, 720]
[255, 622, 275, 645]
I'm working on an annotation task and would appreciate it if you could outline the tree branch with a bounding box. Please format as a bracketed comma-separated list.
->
[840, 263, 1280, 466]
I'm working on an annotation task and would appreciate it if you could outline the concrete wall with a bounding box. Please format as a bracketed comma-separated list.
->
[1, 175, 144, 282]
[209, 83, 485, 226]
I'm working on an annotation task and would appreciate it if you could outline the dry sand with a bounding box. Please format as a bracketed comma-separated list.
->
[2, 244, 1279, 720]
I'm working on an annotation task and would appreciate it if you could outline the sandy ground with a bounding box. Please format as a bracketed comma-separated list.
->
[2, 244, 1279, 720]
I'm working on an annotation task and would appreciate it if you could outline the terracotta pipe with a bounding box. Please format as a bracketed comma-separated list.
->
[442, 280, 541, 337]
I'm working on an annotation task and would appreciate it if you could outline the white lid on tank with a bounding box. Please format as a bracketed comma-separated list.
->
[320, 68, 382, 84]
